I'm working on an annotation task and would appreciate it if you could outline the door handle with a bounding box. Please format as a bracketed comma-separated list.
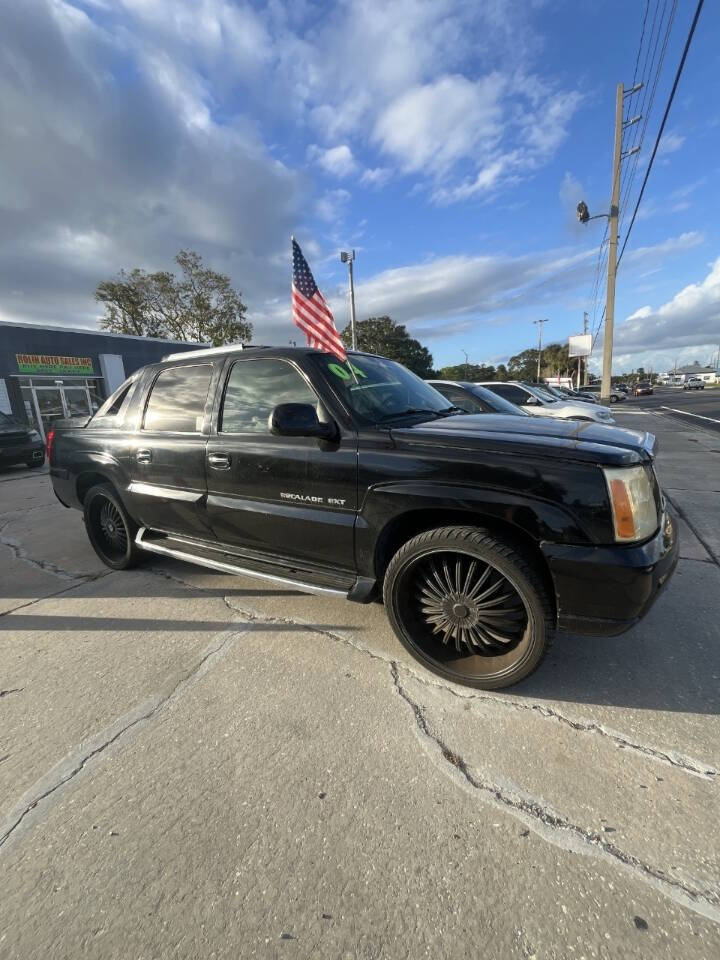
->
[208, 452, 231, 470]
[136, 449, 152, 464]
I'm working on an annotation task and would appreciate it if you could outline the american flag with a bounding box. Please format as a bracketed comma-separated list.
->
[291, 238, 347, 362]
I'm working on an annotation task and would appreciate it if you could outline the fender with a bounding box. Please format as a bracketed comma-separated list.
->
[72, 450, 132, 510]
[355, 480, 591, 579]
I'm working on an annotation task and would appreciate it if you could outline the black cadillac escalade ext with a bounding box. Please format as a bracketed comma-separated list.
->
[48, 345, 678, 689]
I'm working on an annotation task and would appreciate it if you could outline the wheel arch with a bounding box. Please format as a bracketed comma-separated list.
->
[373, 507, 557, 621]
[76, 470, 117, 504]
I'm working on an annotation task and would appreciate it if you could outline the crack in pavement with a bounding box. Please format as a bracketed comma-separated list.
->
[664, 491, 719, 566]
[0, 528, 92, 582]
[389, 662, 720, 924]
[0, 570, 115, 619]
[217, 589, 716, 783]
[0, 688, 23, 699]
[0, 625, 247, 854]
[146, 564, 720, 919]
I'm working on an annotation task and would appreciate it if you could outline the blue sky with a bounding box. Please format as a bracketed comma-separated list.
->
[1, 0, 719, 375]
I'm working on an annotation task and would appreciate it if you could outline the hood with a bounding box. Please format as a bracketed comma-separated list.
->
[390, 413, 656, 466]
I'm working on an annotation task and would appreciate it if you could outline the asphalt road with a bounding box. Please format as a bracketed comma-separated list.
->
[1, 410, 720, 959]
[628, 385, 720, 434]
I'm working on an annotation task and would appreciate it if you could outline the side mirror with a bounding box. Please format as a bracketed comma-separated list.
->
[524, 396, 540, 406]
[269, 403, 337, 440]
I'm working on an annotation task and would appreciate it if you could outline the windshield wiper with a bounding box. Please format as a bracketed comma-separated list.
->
[376, 407, 445, 423]
[377, 405, 465, 423]
[436, 405, 466, 416]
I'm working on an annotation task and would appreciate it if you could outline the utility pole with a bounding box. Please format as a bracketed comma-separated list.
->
[340, 250, 357, 350]
[533, 318, 549, 382]
[581, 311, 589, 388]
[578, 82, 641, 400]
[462, 349, 469, 380]
[601, 83, 624, 402]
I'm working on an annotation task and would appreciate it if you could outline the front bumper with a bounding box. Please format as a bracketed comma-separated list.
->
[541, 508, 679, 637]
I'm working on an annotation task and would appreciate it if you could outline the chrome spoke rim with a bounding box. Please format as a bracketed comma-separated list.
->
[97, 499, 127, 554]
[413, 552, 527, 655]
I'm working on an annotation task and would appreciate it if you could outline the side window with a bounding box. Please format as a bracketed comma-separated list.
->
[448, 388, 487, 414]
[491, 384, 526, 404]
[94, 380, 135, 420]
[143, 364, 212, 433]
[220, 359, 318, 434]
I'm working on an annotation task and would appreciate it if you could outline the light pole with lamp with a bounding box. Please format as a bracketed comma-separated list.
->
[340, 250, 357, 350]
[533, 319, 549, 382]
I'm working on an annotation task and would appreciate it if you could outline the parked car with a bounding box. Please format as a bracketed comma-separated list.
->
[478, 381, 615, 424]
[0, 412, 45, 470]
[634, 381, 654, 396]
[683, 377, 705, 391]
[574, 383, 626, 404]
[617, 384, 630, 394]
[544, 384, 599, 405]
[427, 380, 528, 416]
[48, 346, 677, 691]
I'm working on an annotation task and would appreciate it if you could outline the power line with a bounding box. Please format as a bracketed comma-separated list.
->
[619, 0, 677, 235]
[617, 0, 705, 268]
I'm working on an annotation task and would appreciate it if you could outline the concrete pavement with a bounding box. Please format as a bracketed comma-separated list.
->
[1, 411, 720, 959]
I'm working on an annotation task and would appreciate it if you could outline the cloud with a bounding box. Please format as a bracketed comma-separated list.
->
[657, 131, 685, 156]
[308, 144, 357, 178]
[0, 0, 306, 329]
[360, 167, 392, 188]
[613, 255, 720, 354]
[373, 73, 505, 175]
[315, 189, 351, 222]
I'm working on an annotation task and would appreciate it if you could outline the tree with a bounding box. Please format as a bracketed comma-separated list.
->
[341, 316, 434, 377]
[438, 363, 497, 382]
[95, 250, 252, 346]
[507, 348, 539, 382]
[507, 342, 570, 381]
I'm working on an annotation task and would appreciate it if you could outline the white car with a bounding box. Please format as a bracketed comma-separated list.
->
[477, 381, 616, 425]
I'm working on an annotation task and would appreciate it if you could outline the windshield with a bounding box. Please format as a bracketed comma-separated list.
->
[315, 354, 453, 424]
[542, 384, 566, 400]
[524, 383, 559, 403]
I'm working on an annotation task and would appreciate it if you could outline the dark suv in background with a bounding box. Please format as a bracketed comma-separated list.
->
[0, 412, 45, 471]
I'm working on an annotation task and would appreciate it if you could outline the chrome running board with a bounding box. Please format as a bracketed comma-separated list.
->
[135, 528, 347, 598]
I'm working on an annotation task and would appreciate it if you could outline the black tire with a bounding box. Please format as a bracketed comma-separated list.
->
[26, 456, 45, 468]
[383, 526, 552, 690]
[83, 483, 141, 570]
[609, 395, 617, 403]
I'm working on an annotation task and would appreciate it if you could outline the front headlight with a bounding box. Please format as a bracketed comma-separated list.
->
[603, 465, 658, 542]
[596, 408, 611, 419]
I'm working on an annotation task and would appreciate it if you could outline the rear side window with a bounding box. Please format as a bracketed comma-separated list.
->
[220, 359, 317, 433]
[94, 378, 136, 420]
[488, 383, 527, 404]
[143, 364, 212, 433]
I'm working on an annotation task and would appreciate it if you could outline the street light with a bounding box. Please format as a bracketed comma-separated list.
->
[533, 319, 549, 381]
[340, 250, 357, 350]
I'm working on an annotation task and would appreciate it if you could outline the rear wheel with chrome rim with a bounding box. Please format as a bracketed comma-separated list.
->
[384, 526, 552, 689]
[84, 483, 141, 570]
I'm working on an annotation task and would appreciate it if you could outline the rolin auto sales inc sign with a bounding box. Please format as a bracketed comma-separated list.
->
[16, 354, 94, 375]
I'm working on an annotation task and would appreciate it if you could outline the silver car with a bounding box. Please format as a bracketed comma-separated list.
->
[477, 381, 615, 425]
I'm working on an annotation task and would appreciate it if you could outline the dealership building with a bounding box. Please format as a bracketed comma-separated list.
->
[0, 321, 200, 440]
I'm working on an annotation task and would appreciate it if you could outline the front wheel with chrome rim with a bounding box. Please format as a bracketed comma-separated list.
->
[83, 483, 141, 570]
[384, 526, 552, 690]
